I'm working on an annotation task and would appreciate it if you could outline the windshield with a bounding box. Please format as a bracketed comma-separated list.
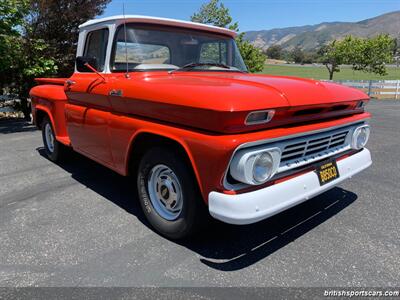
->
[111, 24, 247, 72]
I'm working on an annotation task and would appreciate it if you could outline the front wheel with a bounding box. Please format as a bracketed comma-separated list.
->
[137, 147, 208, 239]
[41, 116, 66, 162]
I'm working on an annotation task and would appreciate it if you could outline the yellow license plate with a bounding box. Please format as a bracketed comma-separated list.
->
[316, 160, 339, 186]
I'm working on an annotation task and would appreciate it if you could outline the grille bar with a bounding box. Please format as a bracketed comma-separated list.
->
[281, 130, 349, 163]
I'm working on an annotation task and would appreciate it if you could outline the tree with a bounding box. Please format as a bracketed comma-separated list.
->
[236, 35, 266, 73]
[0, 0, 29, 84]
[291, 46, 305, 64]
[191, 0, 266, 73]
[319, 35, 395, 80]
[191, 0, 238, 31]
[0, 0, 57, 118]
[318, 41, 344, 80]
[28, 0, 111, 77]
[394, 37, 400, 67]
[350, 34, 394, 76]
[0, 0, 27, 35]
[0, 0, 111, 119]
[266, 45, 282, 60]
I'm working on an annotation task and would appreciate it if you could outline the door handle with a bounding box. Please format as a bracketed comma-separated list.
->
[109, 89, 123, 97]
[66, 79, 76, 87]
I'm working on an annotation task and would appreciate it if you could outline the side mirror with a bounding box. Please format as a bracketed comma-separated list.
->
[76, 56, 98, 73]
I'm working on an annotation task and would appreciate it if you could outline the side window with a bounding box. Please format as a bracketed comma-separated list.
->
[199, 42, 227, 64]
[83, 28, 109, 72]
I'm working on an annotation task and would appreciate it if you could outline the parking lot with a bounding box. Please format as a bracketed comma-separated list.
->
[0, 100, 399, 287]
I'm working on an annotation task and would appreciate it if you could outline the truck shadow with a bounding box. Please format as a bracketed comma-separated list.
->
[183, 186, 357, 271]
[37, 147, 357, 271]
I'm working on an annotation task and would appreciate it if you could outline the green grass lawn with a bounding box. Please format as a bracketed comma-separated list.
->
[261, 64, 400, 80]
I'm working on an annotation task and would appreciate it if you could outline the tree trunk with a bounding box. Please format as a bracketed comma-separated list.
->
[325, 64, 334, 80]
[21, 98, 31, 121]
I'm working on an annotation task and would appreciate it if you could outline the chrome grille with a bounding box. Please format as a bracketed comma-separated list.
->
[224, 122, 363, 190]
[281, 131, 349, 162]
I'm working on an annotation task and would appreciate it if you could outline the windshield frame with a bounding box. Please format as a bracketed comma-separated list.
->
[109, 23, 247, 73]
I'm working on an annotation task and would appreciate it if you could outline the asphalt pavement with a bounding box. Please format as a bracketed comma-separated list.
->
[0, 100, 399, 287]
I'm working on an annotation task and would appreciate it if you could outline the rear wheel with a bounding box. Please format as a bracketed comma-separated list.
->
[137, 147, 207, 239]
[41, 116, 65, 162]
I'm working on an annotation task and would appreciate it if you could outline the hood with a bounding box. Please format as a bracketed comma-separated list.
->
[228, 73, 368, 106]
[121, 72, 367, 110]
[110, 72, 368, 133]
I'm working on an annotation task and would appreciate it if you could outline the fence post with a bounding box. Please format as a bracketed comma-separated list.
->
[396, 80, 399, 100]
[368, 80, 372, 97]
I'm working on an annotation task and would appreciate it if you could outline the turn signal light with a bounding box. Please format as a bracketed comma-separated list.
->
[245, 110, 275, 125]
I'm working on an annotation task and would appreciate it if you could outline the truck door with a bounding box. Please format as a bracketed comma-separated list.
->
[64, 28, 114, 167]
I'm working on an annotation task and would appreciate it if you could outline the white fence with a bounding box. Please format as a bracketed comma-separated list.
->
[335, 80, 400, 99]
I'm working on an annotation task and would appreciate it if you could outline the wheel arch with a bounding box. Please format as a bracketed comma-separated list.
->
[34, 106, 55, 130]
[126, 130, 204, 197]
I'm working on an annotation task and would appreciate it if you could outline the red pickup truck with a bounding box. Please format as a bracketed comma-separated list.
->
[30, 15, 372, 239]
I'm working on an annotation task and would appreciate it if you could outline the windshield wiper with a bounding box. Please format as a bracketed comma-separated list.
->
[169, 62, 240, 74]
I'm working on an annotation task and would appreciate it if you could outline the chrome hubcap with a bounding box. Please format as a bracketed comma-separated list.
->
[45, 123, 55, 153]
[147, 164, 183, 220]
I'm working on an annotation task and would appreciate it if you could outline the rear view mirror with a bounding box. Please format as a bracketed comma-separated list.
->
[181, 38, 199, 45]
[76, 56, 98, 72]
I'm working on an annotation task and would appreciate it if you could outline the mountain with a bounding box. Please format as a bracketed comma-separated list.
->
[244, 11, 400, 51]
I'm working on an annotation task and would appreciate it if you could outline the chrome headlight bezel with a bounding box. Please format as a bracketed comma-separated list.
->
[351, 125, 370, 150]
[230, 147, 281, 185]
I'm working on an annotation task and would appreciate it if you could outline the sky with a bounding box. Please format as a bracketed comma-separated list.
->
[100, 0, 400, 32]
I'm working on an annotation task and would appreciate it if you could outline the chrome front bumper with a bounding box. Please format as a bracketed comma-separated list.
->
[209, 149, 372, 225]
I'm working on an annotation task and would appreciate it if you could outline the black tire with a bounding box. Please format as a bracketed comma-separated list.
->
[41, 116, 66, 162]
[137, 146, 208, 239]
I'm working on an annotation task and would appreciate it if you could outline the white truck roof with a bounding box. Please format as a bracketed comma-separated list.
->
[79, 15, 237, 38]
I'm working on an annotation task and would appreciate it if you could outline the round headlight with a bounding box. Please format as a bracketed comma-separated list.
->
[230, 147, 281, 185]
[253, 152, 274, 183]
[352, 125, 370, 150]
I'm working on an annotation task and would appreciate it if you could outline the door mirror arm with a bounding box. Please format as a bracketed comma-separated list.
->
[76, 56, 107, 82]
[84, 62, 106, 82]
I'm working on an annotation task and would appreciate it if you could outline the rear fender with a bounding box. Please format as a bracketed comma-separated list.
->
[30, 84, 70, 145]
